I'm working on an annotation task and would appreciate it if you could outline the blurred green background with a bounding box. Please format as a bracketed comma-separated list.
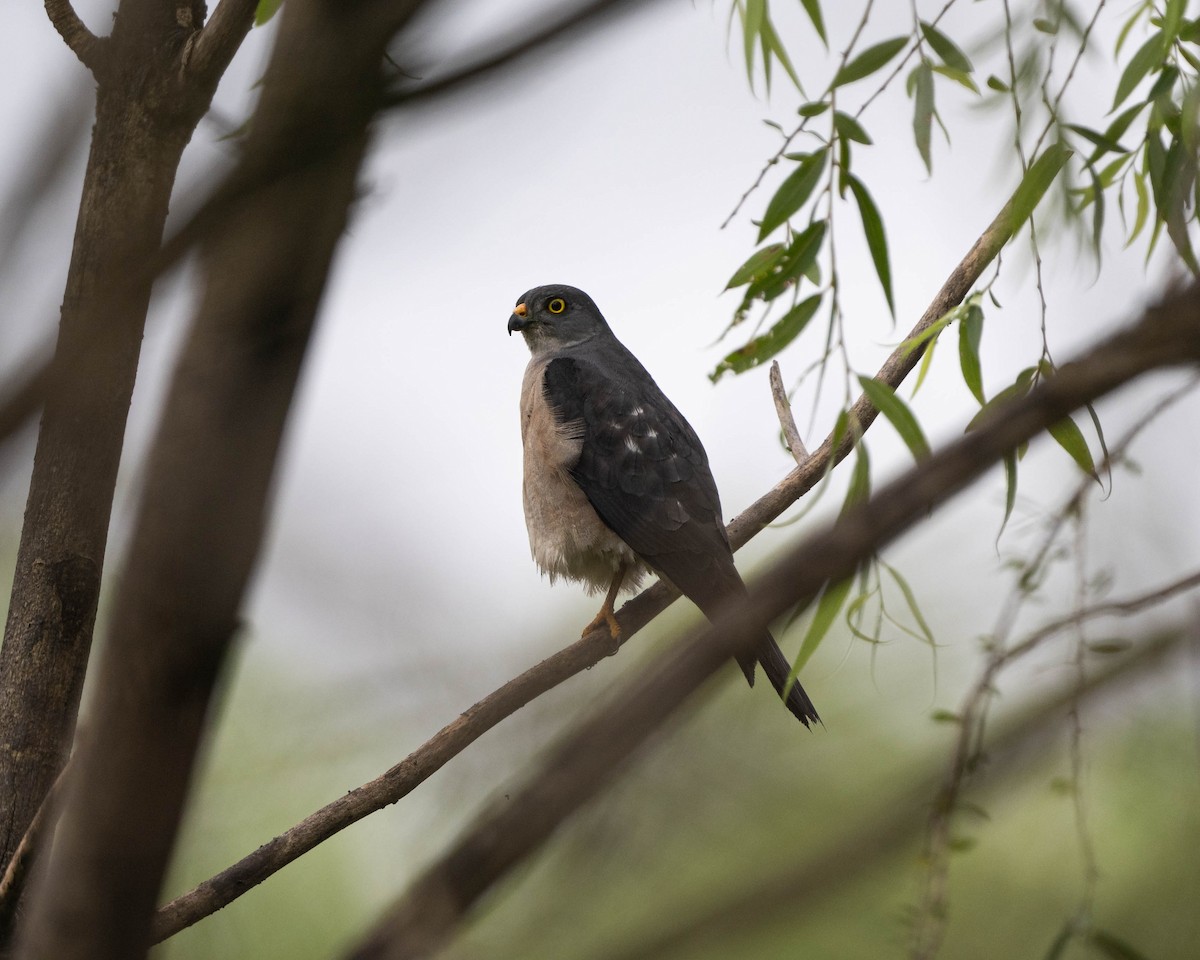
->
[133, 539, 1198, 960]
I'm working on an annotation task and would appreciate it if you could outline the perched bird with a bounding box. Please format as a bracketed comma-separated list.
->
[508, 284, 819, 727]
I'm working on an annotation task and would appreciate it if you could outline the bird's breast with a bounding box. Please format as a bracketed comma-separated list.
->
[518, 358, 642, 592]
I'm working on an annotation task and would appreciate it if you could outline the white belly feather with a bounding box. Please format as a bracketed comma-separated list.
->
[519, 358, 645, 594]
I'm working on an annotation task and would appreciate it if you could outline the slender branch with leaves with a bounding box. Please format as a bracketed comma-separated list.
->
[716, 3, 1200, 956]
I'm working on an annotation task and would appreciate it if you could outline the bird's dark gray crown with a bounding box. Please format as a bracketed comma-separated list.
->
[509, 284, 613, 351]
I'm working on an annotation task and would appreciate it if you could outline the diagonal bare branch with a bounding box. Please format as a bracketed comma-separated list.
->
[152, 185, 1058, 942]
[384, 0, 662, 108]
[590, 627, 1190, 960]
[342, 284, 1200, 959]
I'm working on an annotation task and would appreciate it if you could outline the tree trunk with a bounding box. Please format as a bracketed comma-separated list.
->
[12, 1, 397, 955]
[0, 0, 246, 895]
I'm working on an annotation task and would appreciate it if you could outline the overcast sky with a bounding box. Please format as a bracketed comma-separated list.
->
[1, 1, 1197, 723]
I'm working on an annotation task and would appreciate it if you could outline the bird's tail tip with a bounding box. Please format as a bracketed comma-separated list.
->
[754, 634, 821, 729]
[785, 684, 822, 729]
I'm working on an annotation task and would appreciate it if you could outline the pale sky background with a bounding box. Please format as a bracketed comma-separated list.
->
[3, 0, 1198, 699]
[1, 3, 1198, 933]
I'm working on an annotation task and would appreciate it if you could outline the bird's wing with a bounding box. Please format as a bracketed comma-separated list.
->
[542, 346, 821, 726]
[541, 349, 740, 605]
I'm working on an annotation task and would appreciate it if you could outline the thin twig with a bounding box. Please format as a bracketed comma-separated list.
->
[853, 0, 961, 121]
[719, 114, 814, 230]
[769, 361, 809, 464]
[1001, 569, 1200, 669]
[1030, 0, 1108, 160]
[721, 0, 875, 230]
[908, 376, 1200, 957]
[383, 0, 660, 108]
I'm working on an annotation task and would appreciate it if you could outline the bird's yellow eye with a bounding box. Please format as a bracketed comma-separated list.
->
[547, 297, 567, 314]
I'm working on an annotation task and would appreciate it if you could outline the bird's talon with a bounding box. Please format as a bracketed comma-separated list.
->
[582, 609, 622, 650]
[581, 565, 627, 653]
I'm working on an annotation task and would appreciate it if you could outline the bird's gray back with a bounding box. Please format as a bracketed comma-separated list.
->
[541, 335, 740, 604]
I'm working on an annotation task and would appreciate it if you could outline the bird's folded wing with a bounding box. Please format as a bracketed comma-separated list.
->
[541, 351, 738, 601]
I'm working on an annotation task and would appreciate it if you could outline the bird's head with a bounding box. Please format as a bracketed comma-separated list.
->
[507, 284, 610, 355]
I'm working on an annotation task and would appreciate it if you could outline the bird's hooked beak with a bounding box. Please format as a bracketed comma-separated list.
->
[507, 301, 530, 335]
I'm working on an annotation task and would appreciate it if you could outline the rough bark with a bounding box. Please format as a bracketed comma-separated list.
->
[0, 0, 253, 894]
[12, 1, 400, 956]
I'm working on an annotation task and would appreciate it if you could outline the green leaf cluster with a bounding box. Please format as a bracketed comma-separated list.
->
[907, 20, 981, 172]
[1065, 1, 1200, 270]
[717, 10, 996, 382]
[963, 358, 1102, 533]
[715, 90, 901, 377]
[734, 0, 811, 93]
[716, 4, 1196, 550]
[792, 546, 937, 671]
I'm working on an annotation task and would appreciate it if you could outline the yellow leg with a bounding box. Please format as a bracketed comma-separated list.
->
[582, 564, 626, 642]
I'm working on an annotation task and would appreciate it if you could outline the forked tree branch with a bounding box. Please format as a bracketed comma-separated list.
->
[184, 0, 259, 85]
[152, 184, 1072, 942]
[0, 0, 667, 454]
[383, 0, 658, 107]
[11, 2, 389, 956]
[3, 0, 245, 913]
[44, 0, 107, 72]
[1, 0, 661, 946]
[343, 283, 1200, 959]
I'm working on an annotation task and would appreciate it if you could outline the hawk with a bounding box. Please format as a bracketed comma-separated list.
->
[508, 284, 819, 727]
